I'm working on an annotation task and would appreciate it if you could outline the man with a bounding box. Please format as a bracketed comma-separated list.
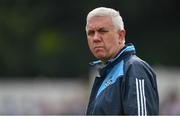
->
[85, 7, 159, 115]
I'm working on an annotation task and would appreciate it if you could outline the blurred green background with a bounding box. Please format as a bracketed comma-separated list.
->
[0, 0, 179, 79]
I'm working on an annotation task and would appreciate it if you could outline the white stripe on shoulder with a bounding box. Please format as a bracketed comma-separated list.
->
[136, 78, 147, 116]
[142, 79, 147, 116]
[136, 78, 140, 116]
[139, 79, 144, 115]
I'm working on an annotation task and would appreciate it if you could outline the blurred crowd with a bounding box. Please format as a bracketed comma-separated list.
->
[160, 89, 180, 115]
[0, 67, 180, 115]
[0, 80, 88, 115]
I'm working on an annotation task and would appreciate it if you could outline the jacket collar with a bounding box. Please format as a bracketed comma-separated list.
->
[89, 43, 136, 68]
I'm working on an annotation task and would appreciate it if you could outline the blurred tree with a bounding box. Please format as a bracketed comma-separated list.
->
[0, 0, 179, 79]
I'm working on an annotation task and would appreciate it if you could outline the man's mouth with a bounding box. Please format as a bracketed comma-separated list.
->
[94, 46, 104, 53]
[94, 46, 103, 49]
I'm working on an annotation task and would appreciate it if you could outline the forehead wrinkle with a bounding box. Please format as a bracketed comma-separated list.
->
[86, 16, 113, 31]
[88, 25, 105, 31]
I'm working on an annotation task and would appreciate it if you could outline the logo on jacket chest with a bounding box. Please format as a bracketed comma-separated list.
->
[105, 79, 113, 87]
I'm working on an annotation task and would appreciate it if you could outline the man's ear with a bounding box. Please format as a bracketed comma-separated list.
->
[118, 29, 126, 44]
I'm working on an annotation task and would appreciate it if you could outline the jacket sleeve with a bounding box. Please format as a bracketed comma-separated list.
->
[121, 57, 159, 115]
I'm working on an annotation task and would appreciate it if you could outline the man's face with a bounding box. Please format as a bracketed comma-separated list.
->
[86, 16, 125, 63]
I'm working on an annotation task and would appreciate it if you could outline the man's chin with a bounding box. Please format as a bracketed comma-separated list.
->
[95, 54, 105, 60]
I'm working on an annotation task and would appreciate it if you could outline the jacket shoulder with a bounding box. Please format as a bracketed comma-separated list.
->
[124, 55, 156, 80]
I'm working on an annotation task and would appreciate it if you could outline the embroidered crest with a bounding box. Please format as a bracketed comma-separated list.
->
[105, 79, 113, 87]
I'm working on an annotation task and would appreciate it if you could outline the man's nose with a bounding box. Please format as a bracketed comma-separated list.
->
[93, 32, 101, 42]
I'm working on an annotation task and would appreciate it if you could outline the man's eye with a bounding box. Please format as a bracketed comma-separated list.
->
[99, 29, 108, 33]
[87, 31, 94, 36]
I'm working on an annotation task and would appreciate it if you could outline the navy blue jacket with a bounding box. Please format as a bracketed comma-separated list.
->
[86, 43, 159, 115]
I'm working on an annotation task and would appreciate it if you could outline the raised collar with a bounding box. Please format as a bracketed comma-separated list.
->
[89, 43, 136, 68]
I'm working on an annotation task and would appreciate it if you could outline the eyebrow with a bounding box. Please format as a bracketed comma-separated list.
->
[88, 27, 108, 31]
[98, 27, 108, 31]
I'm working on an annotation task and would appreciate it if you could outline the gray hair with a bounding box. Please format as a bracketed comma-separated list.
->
[86, 7, 124, 31]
